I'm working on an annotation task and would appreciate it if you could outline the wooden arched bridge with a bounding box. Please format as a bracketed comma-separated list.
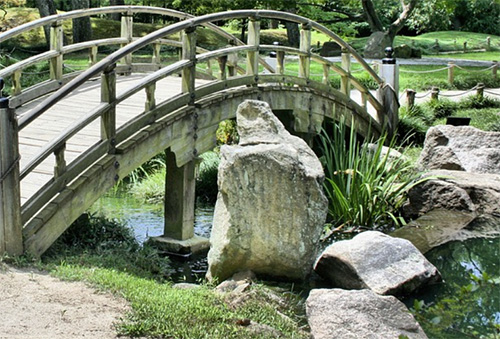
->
[0, 6, 399, 257]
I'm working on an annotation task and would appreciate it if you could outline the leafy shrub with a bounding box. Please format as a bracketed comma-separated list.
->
[397, 114, 428, 146]
[319, 120, 426, 230]
[425, 99, 458, 119]
[216, 119, 239, 145]
[459, 95, 500, 110]
[44, 213, 173, 280]
[196, 151, 220, 204]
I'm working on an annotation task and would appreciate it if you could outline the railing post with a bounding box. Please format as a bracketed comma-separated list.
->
[54, 143, 66, 178]
[12, 70, 22, 96]
[145, 83, 156, 111]
[322, 64, 329, 85]
[153, 43, 162, 67]
[299, 22, 312, 79]
[217, 56, 228, 81]
[246, 17, 260, 78]
[0, 78, 23, 256]
[340, 47, 351, 96]
[181, 27, 197, 101]
[476, 82, 485, 99]
[276, 49, 285, 75]
[49, 21, 63, 81]
[448, 62, 454, 85]
[120, 13, 133, 75]
[89, 46, 98, 66]
[377, 47, 400, 137]
[406, 89, 416, 109]
[101, 64, 116, 153]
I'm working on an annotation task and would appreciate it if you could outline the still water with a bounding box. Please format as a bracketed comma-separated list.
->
[92, 193, 499, 337]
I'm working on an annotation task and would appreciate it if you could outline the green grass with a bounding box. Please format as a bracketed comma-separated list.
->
[427, 51, 500, 61]
[51, 264, 307, 338]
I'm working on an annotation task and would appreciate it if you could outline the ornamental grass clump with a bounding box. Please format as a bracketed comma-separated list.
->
[319, 121, 426, 231]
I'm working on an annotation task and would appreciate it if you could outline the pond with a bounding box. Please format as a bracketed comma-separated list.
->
[91, 193, 499, 337]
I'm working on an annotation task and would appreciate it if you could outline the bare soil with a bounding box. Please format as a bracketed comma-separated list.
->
[0, 264, 128, 339]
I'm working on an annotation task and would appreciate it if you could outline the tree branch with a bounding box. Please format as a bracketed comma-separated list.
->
[388, 0, 418, 37]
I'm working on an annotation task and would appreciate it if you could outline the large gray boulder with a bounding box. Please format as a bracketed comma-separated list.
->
[404, 169, 500, 218]
[418, 125, 500, 174]
[206, 100, 328, 282]
[306, 288, 428, 339]
[314, 231, 440, 296]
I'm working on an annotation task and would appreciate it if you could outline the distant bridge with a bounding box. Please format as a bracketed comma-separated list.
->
[0, 6, 398, 257]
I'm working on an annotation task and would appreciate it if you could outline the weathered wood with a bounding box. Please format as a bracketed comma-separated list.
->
[49, 21, 64, 81]
[476, 82, 485, 99]
[53, 143, 66, 178]
[12, 70, 22, 96]
[322, 64, 329, 85]
[23, 156, 118, 257]
[448, 62, 454, 85]
[145, 82, 156, 111]
[276, 50, 285, 75]
[89, 45, 98, 66]
[101, 65, 116, 152]
[246, 18, 260, 77]
[340, 48, 351, 97]
[406, 89, 416, 109]
[120, 14, 133, 73]
[0, 93, 23, 255]
[181, 28, 196, 98]
[217, 56, 227, 81]
[493, 61, 498, 79]
[299, 23, 311, 79]
[153, 43, 162, 66]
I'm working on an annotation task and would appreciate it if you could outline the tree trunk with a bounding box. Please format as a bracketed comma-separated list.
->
[109, 0, 125, 21]
[35, 0, 57, 47]
[72, 0, 92, 43]
[284, 21, 300, 47]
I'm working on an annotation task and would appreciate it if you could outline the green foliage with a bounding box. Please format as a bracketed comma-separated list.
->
[454, 0, 500, 35]
[459, 94, 500, 110]
[216, 119, 239, 146]
[319, 120, 425, 230]
[43, 213, 173, 280]
[129, 167, 166, 204]
[51, 265, 307, 338]
[425, 99, 458, 119]
[196, 151, 220, 204]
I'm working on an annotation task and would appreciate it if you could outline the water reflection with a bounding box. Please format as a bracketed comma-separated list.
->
[91, 193, 214, 244]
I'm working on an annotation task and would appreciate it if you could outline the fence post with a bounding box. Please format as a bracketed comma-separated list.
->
[120, 12, 133, 75]
[476, 83, 485, 99]
[49, 21, 63, 81]
[463, 41, 467, 52]
[431, 87, 440, 101]
[340, 47, 351, 97]
[0, 78, 23, 256]
[406, 89, 416, 109]
[486, 36, 491, 51]
[493, 61, 498, 79]
[448, 62, 454, 85]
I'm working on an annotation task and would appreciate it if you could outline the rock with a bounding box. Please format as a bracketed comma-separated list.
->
[394, 44, 413, 58]
[314, 231, 440, 296]
[363, 31, 392, 59]
[207, 100, 328, 282]
[320, 41, 342, 57]
[393, 209, 500, 254]
[172, 283, 201, 290]
[404, 170, 500, 218]
[366, 143, 408, 163]
[306, 288, 428, 339]
[418, 125, 500, 174]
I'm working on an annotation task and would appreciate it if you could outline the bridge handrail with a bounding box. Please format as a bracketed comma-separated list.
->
[17, 9, 383, 129]
[19, 37, 382, 181]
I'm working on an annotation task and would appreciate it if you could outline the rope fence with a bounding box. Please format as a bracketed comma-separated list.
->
[403, 82, 499, 109]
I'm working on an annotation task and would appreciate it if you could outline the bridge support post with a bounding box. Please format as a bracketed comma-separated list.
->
[0, 80, 23, 256]
[49, 21, 64, 82]
[149, 149, 209, 254]
[120, 13, 133, 75]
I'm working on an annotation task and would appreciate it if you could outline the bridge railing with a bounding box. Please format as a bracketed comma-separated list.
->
[0, 8, 390, 256]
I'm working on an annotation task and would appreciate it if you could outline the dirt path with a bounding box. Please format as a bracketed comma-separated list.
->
[0, 265, 129, 339]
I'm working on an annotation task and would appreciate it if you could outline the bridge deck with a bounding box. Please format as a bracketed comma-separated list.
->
[16, 75, 210, 205]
